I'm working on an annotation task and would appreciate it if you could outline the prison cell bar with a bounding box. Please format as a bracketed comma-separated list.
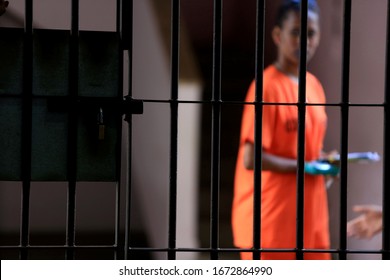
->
[122, 0, 134, 260]
[338, 0, 352, 261]
[20, 0, 33, 260]
[114, 0, 124, 260]
[252, 0, 266, 260]
[210, 0, 223, 260]
[383, 0, 390, 261]
[296, 0, 308, 261]
[168, 0, 180, 260]
[64, 0, 80, 260]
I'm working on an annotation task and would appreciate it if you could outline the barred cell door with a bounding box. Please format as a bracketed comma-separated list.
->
[0, 0, 145, 260]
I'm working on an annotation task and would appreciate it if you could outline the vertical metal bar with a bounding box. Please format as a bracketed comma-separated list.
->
[210, 0, 222, 260]
[114, 0, 124, 260]
[122, 0, 133, 260]
[66, 0, 80, 260]
[121, 0, 132, 51]
[296, 0, 308, 261]
[339, 0, 352, 260]
[382, 0, 390, 261]
[20, 0, 33, 260]
[252, 0, 266, 260]
[168, 0, 180, 260]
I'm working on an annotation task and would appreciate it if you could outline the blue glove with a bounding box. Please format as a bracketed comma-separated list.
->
[304, 160, 340, 176]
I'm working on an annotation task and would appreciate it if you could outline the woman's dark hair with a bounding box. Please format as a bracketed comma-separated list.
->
[275, 0, 320, 27]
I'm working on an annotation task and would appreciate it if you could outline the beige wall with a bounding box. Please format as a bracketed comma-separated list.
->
[0, 0, 116, 30]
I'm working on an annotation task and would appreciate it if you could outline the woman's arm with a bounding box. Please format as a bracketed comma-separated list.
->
[243, 142, 297, 172]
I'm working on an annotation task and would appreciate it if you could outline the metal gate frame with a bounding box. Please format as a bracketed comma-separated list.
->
[0, 0, 389, 260]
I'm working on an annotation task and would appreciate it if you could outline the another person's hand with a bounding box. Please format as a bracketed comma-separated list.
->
[0, 0, 9, 16]
[347, 205, 383, 239]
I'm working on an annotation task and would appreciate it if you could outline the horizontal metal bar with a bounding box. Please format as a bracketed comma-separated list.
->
[0, 245, 117, 249]
[2, 95, 386, 107]
[1, 245, 387, 255]
[122, 98, 387, 107]
[46, 96, 143, 115]
[125, 247, 389, 255]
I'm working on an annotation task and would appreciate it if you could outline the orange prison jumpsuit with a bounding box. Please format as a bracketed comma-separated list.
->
[232, 65, 330, 260]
